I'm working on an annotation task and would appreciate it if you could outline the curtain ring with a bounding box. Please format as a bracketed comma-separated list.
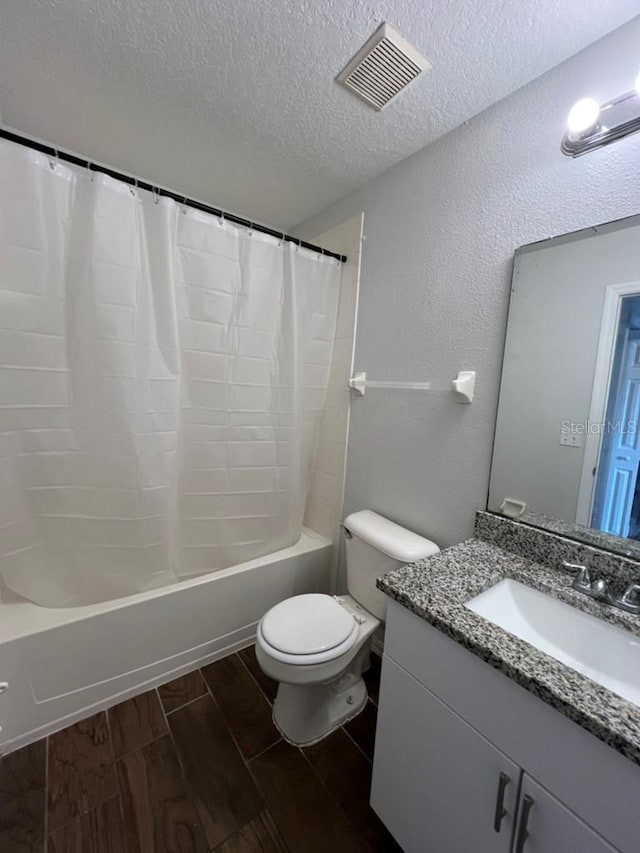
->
[182, 197, 188, 214]
[129, 178, 138, 197]
[219, 209, 225, 227]
[49, 148, 59, 171]
[153, 186, 160, 204]
[87, 161, 95, 181]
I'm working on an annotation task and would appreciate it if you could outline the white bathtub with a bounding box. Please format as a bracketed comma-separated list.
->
[0, 528, 331, 754]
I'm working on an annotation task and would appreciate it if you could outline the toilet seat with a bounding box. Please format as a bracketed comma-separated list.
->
[258, 594, 360, 665]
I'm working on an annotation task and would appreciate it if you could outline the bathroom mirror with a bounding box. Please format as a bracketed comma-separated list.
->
[488, 213, 640, 558]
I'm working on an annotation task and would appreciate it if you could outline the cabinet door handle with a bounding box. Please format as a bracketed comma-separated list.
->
[493, 772, 510, 832]
[515, 794, 535, 853]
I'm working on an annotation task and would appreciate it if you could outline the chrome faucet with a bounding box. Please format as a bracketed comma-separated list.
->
[562, 561, 597, 596]
[590, 577, 610, 602]
[562, 560, 640, 614]
[609, 582, 640, 615]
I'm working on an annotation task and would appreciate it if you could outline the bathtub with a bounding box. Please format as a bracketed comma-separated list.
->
[0, 528, 331, 754]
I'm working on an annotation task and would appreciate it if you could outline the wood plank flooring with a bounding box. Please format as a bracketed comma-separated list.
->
[47, 712, 119, 832]
[0, 648, 401, 852]
[201, 656, 279, 761]
[0, 738, 46, 852]
[109, 690, 168, 759]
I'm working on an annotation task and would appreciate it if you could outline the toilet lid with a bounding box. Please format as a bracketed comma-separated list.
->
[260, 594, 357, 655]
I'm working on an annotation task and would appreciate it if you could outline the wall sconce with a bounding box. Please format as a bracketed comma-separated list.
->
[561, 71, 640, 157]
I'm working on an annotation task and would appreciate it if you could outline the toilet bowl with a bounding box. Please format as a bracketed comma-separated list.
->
[256, 510, 439, 746]
[256, 593, 380, 745]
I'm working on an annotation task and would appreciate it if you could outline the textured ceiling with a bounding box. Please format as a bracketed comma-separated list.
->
[0, 1, 638, 229]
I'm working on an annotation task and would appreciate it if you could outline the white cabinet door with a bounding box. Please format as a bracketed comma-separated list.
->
[371, 656, 521, 853]
[513, 775, 619, 853]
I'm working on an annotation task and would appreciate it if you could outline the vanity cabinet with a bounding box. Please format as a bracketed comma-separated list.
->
[515, 775, 617, 853]
[372, 658, 616, 853]
[372, 657, 520, 852]
[372, 600, 639, 853]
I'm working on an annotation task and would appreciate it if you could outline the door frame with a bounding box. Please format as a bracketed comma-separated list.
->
[576, 281, 640, 525]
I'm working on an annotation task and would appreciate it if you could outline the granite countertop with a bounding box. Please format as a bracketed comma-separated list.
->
[518, 510, 640, 562]
[377, 538, 640, 766]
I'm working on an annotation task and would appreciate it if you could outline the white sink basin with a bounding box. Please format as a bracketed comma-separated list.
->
[466, 578, 640, 707]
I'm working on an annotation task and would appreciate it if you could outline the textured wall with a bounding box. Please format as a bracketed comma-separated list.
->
[295, 18, 640, 550]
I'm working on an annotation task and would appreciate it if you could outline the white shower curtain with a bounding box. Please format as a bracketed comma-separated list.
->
[0, 140, 340, 606]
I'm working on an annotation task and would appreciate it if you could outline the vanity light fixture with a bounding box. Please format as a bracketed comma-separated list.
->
[562, 71, 640, 156]
[566, 98, 600, 140]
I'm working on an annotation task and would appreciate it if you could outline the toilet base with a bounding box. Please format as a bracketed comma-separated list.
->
[272, 672, 368, 747]
[254, 596, 381, 746]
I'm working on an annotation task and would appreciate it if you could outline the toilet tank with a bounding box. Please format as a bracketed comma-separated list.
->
[343, 510, 439, 620]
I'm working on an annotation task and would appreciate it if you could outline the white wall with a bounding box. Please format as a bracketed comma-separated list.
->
[489, 218, 640, 522]
[295, 18, 640, 550]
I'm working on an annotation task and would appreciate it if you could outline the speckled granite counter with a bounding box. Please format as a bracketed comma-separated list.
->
[377, 537, 640, 766]
[517, 510, 640, 562]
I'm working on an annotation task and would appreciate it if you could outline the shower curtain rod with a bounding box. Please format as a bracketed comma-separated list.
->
[0, 128, 347, 264]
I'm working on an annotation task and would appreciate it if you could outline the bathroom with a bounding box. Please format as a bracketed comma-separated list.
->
[2, 1, 640, 851]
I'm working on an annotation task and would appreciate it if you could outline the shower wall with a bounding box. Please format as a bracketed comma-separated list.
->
[303, 214, 363, 584]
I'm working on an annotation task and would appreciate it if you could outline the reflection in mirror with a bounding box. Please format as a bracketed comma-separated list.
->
[489, 214, 640, 558]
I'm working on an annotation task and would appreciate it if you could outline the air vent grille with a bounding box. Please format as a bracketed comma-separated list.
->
[337, 23, 431, 111]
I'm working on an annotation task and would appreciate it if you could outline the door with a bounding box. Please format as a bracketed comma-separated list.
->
[593, 328, 640, 536]
[513, 775, 619, 853]
[371, 656, 520, 853]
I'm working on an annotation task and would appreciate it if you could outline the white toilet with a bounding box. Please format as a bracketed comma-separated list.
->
[255, 509, 439, 746]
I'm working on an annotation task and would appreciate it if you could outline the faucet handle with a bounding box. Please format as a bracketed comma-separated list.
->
[562, 560, 586, 572]
[618, 582, 640, 613]
[562, 561, 591, 592]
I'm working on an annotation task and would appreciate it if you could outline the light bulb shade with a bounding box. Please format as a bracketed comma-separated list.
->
[567, 98, 600, 140]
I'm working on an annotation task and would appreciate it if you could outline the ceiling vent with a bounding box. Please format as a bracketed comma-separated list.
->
[336, 23, 431, 111]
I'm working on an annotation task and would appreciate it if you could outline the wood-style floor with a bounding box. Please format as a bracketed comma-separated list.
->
[0, 647, 402, 852]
